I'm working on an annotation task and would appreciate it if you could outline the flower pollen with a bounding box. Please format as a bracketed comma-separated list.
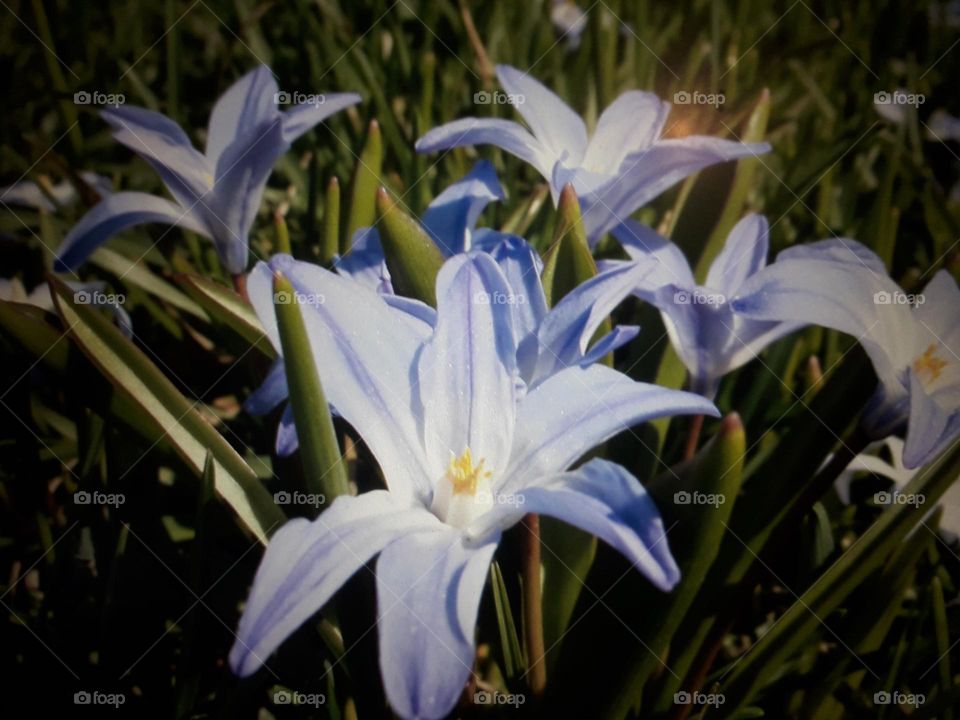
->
[445, 448, 491, 496]
[914, 343, 948, 385]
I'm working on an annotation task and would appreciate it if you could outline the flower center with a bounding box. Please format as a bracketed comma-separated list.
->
[431, 448, 495, 529]
[445, 448, 491, 496]
[913, 343, 948, 386]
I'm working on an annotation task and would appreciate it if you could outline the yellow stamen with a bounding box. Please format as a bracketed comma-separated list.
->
[445, 448, 491, 496]
[914, 343, 948, 384]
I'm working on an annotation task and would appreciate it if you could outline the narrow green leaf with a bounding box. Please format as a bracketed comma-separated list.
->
[932, 576, 953, 720]
[274, 212, 292, 256]
[490, 561, 523, 679]
[273, 273, 349, 504]
[343, 119, 383, 254]
[602, 414, 746, 719]
[375, 187, 444, 307]
[541, 185, 601, 307]
[177, 274, 275, 358]
[323, 176, 341, 263]
[49, 277, 285, 544]
[90, 246, 209, 320]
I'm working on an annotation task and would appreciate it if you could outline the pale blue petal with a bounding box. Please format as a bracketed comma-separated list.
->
[496, 64, 588, 166]
[504, 364, 717, 490]
[611, 220, 695, 287]
[421, 160, 505, 255]
[582, 137, 771, 240]
[54, 192, 210, 272]
[245, 359, 288, 415]
[472, 231, 548, 353]
[580, 325, 640, 366]
[776, 237, 889, 274]
[229, 491, 439, 677]
[916, 270, 960, 348]
[275, 404, 299, 457]
[381, 293, 437, 337]
[205, 65, 280, 165]
[418, 254, 519, 482]
[280, 93, 362, 143]
[415, 117, 554, 179]
[335, 228, 390, 291]
[206, 118, 287, 273]
[530, 260, 656, 383]
[581, 91, 670, 175]
[101, 106, 213, 207]
[732, 253, 915, 392]
[705, 214, 769, 295]
[377, 529, 498, 720]
[468, 458, 679, 591]
[249, 257, 431, 503]
[903, 370, 960, 469]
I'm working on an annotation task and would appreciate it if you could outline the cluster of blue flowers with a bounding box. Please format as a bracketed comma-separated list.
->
[54, 64, 959, 720]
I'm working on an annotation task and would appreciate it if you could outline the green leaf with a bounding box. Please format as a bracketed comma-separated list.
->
[49, 277, 285, 544]
[177, 274, 275, 358]
[693, 88, 770, 283]
[601, 413, 747, 719]
[721, 442, 960, 712]
[273, 273, 349, 504]
[490, 561, 523, 679]
[322, 176, 341, 263]
[375, 187, 445, 307]
[343, 119, 383, 254]
[541, 185, 601, 307]
[90, 246, 208, 321]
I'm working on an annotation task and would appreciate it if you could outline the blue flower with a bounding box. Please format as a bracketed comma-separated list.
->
[54, 66, 360, 275]
[602, 215, 802, 397]
[251, 163, 655, 455]
[732, 239, 960, 468]
[230, 252, 717, 719]
[415, 65, 770, 243]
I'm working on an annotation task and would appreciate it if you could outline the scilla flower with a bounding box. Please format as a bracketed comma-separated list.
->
[230, 252, 716, 719]
[54, 65, 359, 275]
[732, 239, 960, 468]
[415, 65, 769, 243]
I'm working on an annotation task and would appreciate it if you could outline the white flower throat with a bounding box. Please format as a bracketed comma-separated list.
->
[431, 448, 495, 528]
